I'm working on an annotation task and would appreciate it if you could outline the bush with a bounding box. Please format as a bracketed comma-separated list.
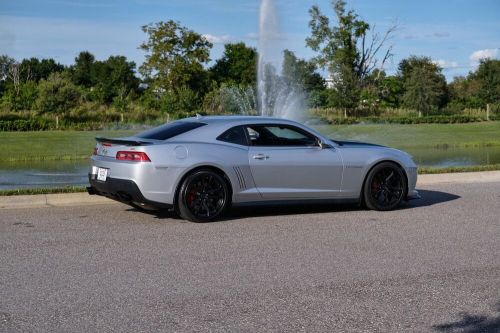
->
[37, 73, 81, 115]
[0, 119, 52, 131]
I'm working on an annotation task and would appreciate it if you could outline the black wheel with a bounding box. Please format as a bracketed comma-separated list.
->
[363, 162, 407, 211]
[177, 169, 231, 222]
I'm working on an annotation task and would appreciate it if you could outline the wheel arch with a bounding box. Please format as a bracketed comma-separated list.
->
[359, 159, 409, 202]
[173, 164, 234, 209]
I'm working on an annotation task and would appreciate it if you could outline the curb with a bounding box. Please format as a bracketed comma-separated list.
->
[0, 192, 117, 210]
[417, 170, 500, 185]
[1, 171, 500, 210]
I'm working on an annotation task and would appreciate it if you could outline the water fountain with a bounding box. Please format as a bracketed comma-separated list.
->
[257, 0, 306, 121]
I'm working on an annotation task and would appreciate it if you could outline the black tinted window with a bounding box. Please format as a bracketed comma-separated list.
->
[136, 122, 206, 140]
[245, 125, 317, 147]
[217, 126, 248, 146]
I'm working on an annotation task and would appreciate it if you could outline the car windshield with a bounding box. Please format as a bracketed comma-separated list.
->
[136, 121, 206, 140]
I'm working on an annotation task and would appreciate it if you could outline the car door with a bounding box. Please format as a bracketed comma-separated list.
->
[246, 124, 343, 199]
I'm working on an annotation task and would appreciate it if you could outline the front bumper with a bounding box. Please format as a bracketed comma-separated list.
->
[406, 189, 421, 200]
[88, 175, 172, 209]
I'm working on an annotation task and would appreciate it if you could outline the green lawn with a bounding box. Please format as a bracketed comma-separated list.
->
[0, 130, 135, 161]
[315, 121, 500, 149]
[2, 121, 500, 162]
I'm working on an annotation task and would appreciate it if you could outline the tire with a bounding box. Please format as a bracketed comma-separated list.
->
[176, 169, 231, 222]
[363, 162, 407, 211]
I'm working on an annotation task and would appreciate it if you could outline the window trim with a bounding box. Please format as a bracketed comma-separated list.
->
[245, 123, 320, 148]
[216, 125, 250, 146]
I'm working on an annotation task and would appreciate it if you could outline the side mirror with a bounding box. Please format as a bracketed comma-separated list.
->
[316, 138, 331, 149]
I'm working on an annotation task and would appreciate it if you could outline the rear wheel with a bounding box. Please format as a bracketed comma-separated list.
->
[177, 169, 231, 222]
[363, 162, 407, 211]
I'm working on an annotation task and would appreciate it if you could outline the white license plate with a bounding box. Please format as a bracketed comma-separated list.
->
[97, 168, 108, 181]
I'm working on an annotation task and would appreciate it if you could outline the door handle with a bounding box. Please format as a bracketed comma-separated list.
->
[252, 154, 269, 160]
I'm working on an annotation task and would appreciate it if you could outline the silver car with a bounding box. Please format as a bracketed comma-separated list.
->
[88, 116, 419, 222]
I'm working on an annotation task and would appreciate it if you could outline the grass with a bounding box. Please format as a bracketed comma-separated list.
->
[0, 130, 135, 162]
[315, 121, 500, 149]
[0, 186, 87, 196]
[418, 164, 500, 174]
[2, 122, 499, 162]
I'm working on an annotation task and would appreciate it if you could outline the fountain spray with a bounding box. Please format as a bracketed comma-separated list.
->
[257, 0, 306, 121]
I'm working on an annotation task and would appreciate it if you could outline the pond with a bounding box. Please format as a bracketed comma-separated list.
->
[1, 146, 500, 190]
[0, 159, 89, 191]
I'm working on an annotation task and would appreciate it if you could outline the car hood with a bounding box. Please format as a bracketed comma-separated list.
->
[333, 140, 386, 148]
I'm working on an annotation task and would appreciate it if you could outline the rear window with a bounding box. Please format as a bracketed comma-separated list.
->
[136, 122, 207, 140]
[217, 126, 248, 146]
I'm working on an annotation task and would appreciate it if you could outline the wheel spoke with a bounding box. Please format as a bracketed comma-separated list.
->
[184, 173, 227, 220]
[370, 166, 404, 209]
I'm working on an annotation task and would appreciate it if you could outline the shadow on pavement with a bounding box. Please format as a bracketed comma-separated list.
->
[402, 189, 461, 209]
[128, 189, 460, 221]
[432, 302, 500, 333]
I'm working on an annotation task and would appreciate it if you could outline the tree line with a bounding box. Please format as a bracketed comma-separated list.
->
[0, 0, 498, 125]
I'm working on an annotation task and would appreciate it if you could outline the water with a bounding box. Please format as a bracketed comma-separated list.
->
[0, 160, 89, 190]
[256, 0, 306, 120]
[406, 146, 500, 168]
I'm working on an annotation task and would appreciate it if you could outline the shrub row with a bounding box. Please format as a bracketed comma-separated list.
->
[0, 119, 53, 131]
[322, 115, 487, 125]
[0, 119, 110, 131]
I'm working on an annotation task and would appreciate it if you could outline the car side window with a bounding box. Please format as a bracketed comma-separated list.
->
[216, 126, 249, 146]
[245, 125, 318, 147]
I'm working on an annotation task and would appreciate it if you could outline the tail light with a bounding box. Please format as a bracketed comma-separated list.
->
[116, 151, 151, 162]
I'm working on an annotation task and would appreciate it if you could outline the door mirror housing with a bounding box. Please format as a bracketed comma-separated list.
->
[316, 138, 332, 149]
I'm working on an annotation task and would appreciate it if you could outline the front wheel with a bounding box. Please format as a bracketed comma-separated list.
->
[177, 170, 231, 222]
[363, 162, 407, 211]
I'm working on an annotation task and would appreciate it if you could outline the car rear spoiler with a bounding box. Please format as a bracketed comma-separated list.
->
[95, 137, 154, 146]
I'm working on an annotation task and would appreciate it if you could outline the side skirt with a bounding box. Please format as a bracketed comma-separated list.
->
[232, 197, 360, 207]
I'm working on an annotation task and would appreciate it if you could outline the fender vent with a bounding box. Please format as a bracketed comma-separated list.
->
[233, 166, 247, 189]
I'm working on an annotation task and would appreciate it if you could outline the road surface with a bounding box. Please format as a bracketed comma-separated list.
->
[1, 182, 499, 332]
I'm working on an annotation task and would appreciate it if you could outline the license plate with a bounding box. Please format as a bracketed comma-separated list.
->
[97, 167, 108, 181]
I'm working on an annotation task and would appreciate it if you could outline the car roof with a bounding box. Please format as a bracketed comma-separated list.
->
[182, 115, 301, 126]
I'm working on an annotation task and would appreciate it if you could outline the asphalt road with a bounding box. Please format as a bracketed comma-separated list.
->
[1, 182, 499, 333]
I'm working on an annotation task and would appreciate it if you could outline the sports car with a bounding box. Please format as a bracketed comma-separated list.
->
[88, 116, 419, 222]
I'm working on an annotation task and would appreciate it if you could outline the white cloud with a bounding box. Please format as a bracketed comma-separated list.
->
[246, 32, 259, 40]
[469, 48, 499, 63]
[202, 34, 232, 44]
[432, 59, 458, 69]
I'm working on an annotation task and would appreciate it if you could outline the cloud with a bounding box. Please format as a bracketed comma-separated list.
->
[432, 59, 458, 69]
[469, 48, 499, 63]
[202, 34, 232, 44]
[245, 32, 286, 41]
[431, 32, 450, 38]
[246, 32, 259, 40]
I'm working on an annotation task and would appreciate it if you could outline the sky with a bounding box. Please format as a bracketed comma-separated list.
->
[1, 0, 499, 81]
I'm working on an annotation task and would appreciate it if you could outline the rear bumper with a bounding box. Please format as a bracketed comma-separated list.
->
[87, 175, 172, 209]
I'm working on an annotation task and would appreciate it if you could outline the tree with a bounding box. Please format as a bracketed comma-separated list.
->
[473, 59, 500, 105]
[139, 20, 212, 94]
[71, 51, 95, 88]
[399, 56, 448, 112]
[0, 55, 16, 97]
[19, 58, 65, 82]
[402, 66, 441, 115]
[448, 76, 482, 109]
[377, 75, 403, 108]
[306, 0, 395, 111]
[282, 49, 325, 93]
[92, 56, 139, 104]
[210, 43, 257, 86]
[37, 72, 81, 116]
